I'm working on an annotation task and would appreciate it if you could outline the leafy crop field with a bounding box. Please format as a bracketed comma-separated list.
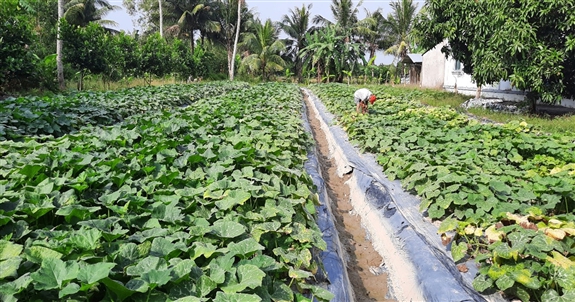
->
[0, 82, 248, 141]
[0, 83, 333, 301]
[309, 83, 575, 302]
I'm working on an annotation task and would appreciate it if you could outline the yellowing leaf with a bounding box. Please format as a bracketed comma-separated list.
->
[562, 228, 575, 236]
[464, 225, 476, 235]
[485, 225, 504, 242]
[474, 228, 484, 237]
[548, 219, 564, 228]
[547, 251, 575, 269]
[506, 212, 529, 224]
[545, 228, 566, 240]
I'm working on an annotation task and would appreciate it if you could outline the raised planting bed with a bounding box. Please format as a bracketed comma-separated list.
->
[308, 83, 575, 302]
[0, 83, 341, 301]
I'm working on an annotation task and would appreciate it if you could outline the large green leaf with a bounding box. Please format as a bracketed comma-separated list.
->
[126, 256, 168, 276]
[210, 221, 246, 238]
[77, 262, 116, 285]
[0, 241, 23, 261]
[216, 190, 251, 210]
[213, 291, 262, 302]
[227, 238, 265, 257]
[0, 258, 21, 280]
[30, 258, 79, 290]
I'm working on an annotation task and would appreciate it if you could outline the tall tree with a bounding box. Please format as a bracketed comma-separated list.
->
[280, 4, 313, 82]
[313, 0, 362, 36]
[230, 0, 241, 80]
[206, 0, 254, 80]
[64, 0, 119, 28]
[384, 0, 418, 60]
[158, 0, 163, 36]
[239, 18, 285, 81]
[357, 8, 390, 60]
[57, 0, 65, 89]
[416, 0, 575, 107]
[299, 24, 342, 83]
[167, 0, 219, 52]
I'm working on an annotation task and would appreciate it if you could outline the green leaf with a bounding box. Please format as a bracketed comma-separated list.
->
[238, 255, 281, 272]
[77, 262, 116, 285]
[298, 283, 335, 301]
[472, 274, 493, 292]
[216, 190, 251, 210]
[209, 263, 226, 284]
[0, 273, 32, 295]
[101, 277, 136, 301]
[288, 268, 313, 279]
[438, 218, 459, 233]
[237, 264, 265, 290]
[170, 259, 195, 281]
[126, 256, 168, 276]
[0, 258, 21, 280]
[58, 282, 80, 298]
[515, 188, 537, 202]
[228, 238, 265, 257]
[270, 283, 293, 302]
[541, 289, 575, 302]
[19, 164, 43, 178]
[30, 258, 79, 290]
[511, 269, 541, 289]
[451, 241, 467, 262]
[70, 228, 102, 251]
[150, 237, 178, 258]
[495, 274, 514, 291]
[126, 278, 149, 293]
[489, 180, 511, 195]
[190, 242, 218, 260]
[210, 220, 246, 238]
[213, 291, 262, 302]
[141, 269, 172, 287]
[197, 275, 217, 297]
[0, 241, 22, 261]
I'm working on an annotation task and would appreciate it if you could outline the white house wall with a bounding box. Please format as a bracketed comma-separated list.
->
[442, 58, 575, 108]
[421, 42, 446, 89]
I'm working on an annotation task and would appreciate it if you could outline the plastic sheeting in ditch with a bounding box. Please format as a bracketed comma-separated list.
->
[301, 94, 355, 302]
[302, 88, 505, 302]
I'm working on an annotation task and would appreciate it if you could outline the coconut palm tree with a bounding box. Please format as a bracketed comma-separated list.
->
[384, 0, 418, 61]
[206, 0, 255, 79]
[280, 4, 313, 82]
[357, 8, 391, 60]
[64, 0, 119, 29]
[165, 0, 220, 52]
[313, 0, 362, 40]
[239, 19, 285, 81]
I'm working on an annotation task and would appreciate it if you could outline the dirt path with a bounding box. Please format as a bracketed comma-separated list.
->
[303, 93, 395, 302]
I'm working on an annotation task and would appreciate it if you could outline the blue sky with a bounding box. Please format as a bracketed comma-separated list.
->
[106, 0, 424, 65]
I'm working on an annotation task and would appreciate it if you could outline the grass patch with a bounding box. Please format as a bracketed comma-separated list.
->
[360, 84, 575, 135]
[467, 107, 575, 134]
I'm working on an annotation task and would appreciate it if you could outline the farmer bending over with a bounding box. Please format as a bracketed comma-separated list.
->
[354, 88, 376, 114]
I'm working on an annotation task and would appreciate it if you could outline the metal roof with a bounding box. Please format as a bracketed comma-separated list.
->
[401, 53, 423, 64]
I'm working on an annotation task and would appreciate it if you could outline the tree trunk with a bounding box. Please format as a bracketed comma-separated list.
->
[230, 0, 242, 80]
[190, 28, 195, 53]
[57, 0, 65, 90]
[158, 0, 163, 37]
[475, 85, 482, 99]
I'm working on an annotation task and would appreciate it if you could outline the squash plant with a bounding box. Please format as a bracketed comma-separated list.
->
[0, 83, 333, 301]
[309, 83, 575, 302]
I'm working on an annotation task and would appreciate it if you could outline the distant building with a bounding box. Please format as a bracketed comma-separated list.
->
[400, 54, 422, 85]
[420, 41, 575, 108]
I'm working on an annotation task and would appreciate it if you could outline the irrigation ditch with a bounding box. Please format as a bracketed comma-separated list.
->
[301, 88, 503, 302]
